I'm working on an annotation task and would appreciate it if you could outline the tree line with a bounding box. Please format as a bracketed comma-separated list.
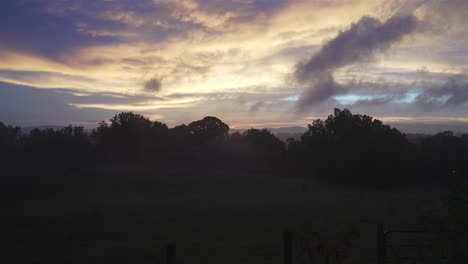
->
[1, 108, 467, 189]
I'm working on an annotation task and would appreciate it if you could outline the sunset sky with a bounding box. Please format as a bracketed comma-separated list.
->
[1, 0, 467, 132]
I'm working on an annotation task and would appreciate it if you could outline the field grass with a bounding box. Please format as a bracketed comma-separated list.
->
[5, 166, 447, 264]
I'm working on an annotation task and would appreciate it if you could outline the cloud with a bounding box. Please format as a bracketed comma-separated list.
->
[2, 0, 468, 131]
[295, 15, 419, 81]
[249, 101, 265, 112]
[0, 81, 116, 126]
[416, 78, 468, 107]
[297, 72, 343, 106]
[416, 0, 468, 33]
[293, 14, 419, 111]
[144, 78, 162, 92]
[346, 96, 393, 107]
[0, 69, 96, 88]
[0, 1, 118, 58]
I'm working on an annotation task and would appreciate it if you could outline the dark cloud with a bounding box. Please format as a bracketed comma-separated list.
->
[315, 75, 468, 125]
[0, 0, 297, 60]
[249, 101, 265, 112]
[294, 14, 419, 111]
[347, 97, 393, 108]
[0, 1, 118, 58]
[297, 72, 343, 107]
[294, 14, 419, 82]
[416, 78, 468, 107]
[0, 0, 200, 58]
[144, 78, 162, 92]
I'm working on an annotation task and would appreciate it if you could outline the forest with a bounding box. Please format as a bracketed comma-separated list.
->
[2, 108, 467, 188]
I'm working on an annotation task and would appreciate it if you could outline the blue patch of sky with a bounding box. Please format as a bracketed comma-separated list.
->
[435, 95, 452, 104]
[280, 95, 299, 101]
[394, 92, 420, 104]
[334, 92, 425, 105]
[333, 94, 386, 105]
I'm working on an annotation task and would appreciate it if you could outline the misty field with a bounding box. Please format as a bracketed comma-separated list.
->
[4, 166, 446, 264]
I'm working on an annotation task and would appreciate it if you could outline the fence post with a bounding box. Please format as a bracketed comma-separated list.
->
[284, 229, 293, 264]
[377, 223, 386, 264]
[166, 244, 176, 264]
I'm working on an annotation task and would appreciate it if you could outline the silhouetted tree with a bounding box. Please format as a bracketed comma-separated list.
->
[23, 125, 90, 169]
[294, 108, 411, 186]
[2, 109, 466, 191]
[0, 121, 21, 146]
[228, 128, 285, 170]
[188, 116, 229, 144]
[0, 122, 22, 173]
[8, 125, 92, 199]
[92, 112, 169, 161]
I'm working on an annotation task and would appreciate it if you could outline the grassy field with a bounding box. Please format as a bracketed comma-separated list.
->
[5, 166, 447, 264]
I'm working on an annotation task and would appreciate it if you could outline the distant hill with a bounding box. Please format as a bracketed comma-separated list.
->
[391, 122, 468, 134]
[230, 126, 307, 142]
[405, 133, 432, 144]
[268, 126, 307, 134]
[21, 125, 65, 133]
[275, 133, 303, 142]
[230, 126, 306, 134]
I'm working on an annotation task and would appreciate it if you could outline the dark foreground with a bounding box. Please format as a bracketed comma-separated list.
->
[3, 166, 449, 264]
[2, 109, 467, 263]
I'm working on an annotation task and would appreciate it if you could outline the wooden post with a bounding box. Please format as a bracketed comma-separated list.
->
[377, 223, 386, 264]
[284, 229, 293, 264]
[166, 244, 176, 264]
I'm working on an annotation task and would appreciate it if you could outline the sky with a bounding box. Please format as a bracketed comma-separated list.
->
[1, 0, 468, 132]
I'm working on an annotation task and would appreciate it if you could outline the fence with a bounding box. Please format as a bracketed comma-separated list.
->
[165, 244, 176, 264]
[283, 228, 358, 264]
[152, 243, 176, 264]
[283, 224, 444, 264]
[377, 223, 442, 264]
